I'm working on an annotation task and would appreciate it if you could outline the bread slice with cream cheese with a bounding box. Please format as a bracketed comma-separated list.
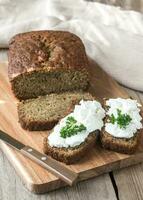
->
[100, 98, 142, 154]
[43, 132, 98, 164]
[43, 98, 105, 164]
[100, 130, 140, 154]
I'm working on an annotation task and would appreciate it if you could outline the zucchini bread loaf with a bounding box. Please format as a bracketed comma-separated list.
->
[8, 31, 89, 100]
[18, 91, 94, 131]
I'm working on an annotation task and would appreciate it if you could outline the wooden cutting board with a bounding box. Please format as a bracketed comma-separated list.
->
[0, 60, 143, 194]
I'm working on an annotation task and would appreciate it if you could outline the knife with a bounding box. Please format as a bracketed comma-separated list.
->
[0, 129, 78, 186]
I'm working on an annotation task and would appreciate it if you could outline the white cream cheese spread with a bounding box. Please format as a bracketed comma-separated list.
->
[105, 98, 142, 138]
[48, 100, 105, 148]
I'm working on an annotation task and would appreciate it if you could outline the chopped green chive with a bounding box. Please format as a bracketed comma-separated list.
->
[60, 116, 86, 138]
[109, 109, 132, 129]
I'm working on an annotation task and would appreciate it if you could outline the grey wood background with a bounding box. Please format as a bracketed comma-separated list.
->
[1, 0, 143, 199]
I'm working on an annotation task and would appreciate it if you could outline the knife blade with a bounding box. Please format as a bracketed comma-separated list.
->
[0, 129, 78, 186]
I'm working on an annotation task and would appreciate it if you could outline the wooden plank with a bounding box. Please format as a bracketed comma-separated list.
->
[112, 90, 143, 200]
[113, 163, 143, 200]
[0, 150, 117, 200]
[0, 60, 143, 194]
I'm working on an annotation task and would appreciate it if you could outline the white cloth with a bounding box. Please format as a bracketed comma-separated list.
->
[0, 0, 143, 91]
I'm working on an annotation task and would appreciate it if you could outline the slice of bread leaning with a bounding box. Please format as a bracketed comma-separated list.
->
[100, 98, 142, 154]
[18, 91, 94, 131]
[43, 92, 98, 164]
[43, 131, 98, 164]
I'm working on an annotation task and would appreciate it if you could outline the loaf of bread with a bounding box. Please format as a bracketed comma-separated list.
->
[8, 31, 89, 100]
[43, 132, 98, 165]
[18, 91, 94, 131]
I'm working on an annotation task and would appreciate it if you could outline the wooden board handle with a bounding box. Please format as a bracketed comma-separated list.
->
[21, 146, 78, 186]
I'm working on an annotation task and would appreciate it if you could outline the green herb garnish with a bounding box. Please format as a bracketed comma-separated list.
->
[109, 109, 132, 129]
[60, 116, 86, 138]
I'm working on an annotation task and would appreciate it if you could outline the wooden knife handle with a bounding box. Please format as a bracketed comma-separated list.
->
[21, 146, 78, 186]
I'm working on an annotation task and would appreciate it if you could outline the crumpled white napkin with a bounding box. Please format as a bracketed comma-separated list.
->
[0, 0, 143, 91]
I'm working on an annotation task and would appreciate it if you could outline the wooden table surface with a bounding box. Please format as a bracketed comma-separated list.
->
[1, 0, 143, 199]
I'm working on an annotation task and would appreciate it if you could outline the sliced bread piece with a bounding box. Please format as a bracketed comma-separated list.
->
[43, 131, 98, 164]
[100, 131, 140, 154]
[43, 97, 105, 164]
[18, 91, 94, 131]
[100, 98, 142, 154]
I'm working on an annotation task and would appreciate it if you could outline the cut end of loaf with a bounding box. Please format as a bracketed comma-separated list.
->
[11, 69, 89, 100]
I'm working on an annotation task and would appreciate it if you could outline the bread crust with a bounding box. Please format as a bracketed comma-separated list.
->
[100, 98, 142, 154]
[8, 30, 88, 81]
[43, 132, 98, 164]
